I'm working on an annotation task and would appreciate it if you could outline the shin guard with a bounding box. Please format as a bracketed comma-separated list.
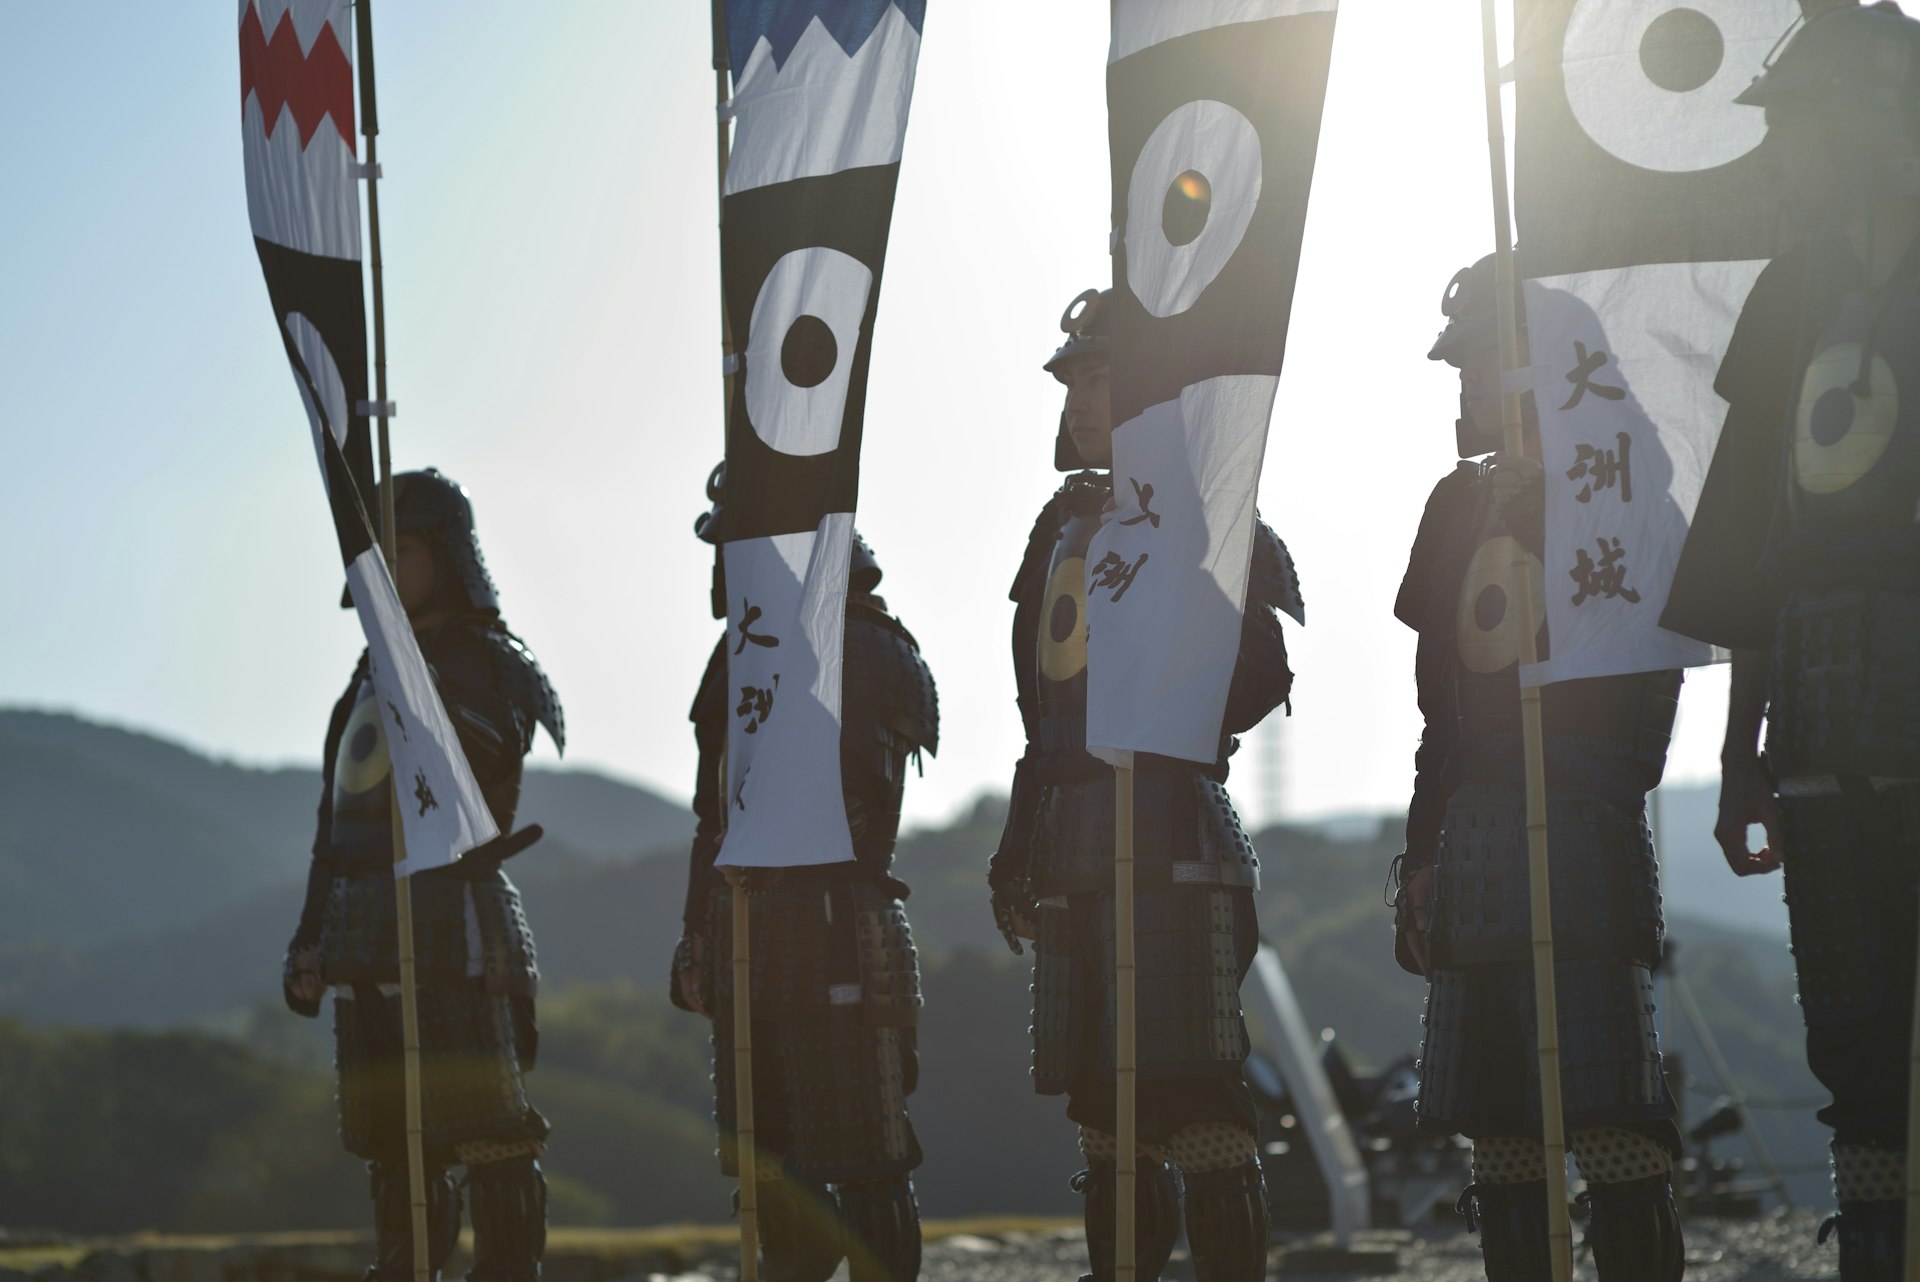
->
[1819, 1200, 1905, 1281]
[1457, 1181, 1557, 1282]
[465, 1157, 547, 1282]
[1584, 1173, 1683, 1282]
[837, 1175, 922, 1282]
[1072, 1159, 1180, 1282]
[368, 1161, 462, 1282]
[1182, 1161, 1271, 1282]
[758, 1177, 845, 1282]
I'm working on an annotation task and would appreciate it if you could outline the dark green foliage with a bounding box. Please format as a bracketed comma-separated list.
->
[0, 713, 1835, 1228]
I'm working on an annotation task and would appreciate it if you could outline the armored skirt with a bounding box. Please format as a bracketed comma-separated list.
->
[1768, 584, 1920, 1149]
[320, 863, 547, 1166]
[1415, 782, 1676, 1146]
[703, 872, 923, 1184]
[1028, 769, 1263, 1144]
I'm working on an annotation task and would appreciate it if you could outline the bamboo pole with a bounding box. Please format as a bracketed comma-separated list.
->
[710, 8, 758, 1279]
[352, 8, 430, 1282]
[1114, 753, 1138, 1282]
[729, 870, 761, 1282]
[1477, 4, 1571, 1278]
[1907, 954, 1919, 1282]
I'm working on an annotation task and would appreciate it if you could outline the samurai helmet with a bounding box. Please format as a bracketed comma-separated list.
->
[1431, 253, 1527, 459]
[1741, 2, 1920, 203]
[1046, 287, 1112, 471]
[339, 468, 499, 613]
[1428, 254, 1500, 367]
[694, 460, 883, 618]
[392, 468, 499, 613]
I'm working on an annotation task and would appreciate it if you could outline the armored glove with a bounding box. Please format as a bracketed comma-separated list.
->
[1387, 854, 1433, 977]
[990, 879, 1037, 956]
[282, 941, 324, 1018]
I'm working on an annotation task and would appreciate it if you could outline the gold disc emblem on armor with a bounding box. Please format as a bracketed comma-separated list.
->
[1795, 343, 1897, 495]
[1456, 536, 1547, 674]
[334, 691, 393, 798]
[1039, 555, 1089, 683]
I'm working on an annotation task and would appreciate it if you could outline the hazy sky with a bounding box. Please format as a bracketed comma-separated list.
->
[1, 1, 1734, 833]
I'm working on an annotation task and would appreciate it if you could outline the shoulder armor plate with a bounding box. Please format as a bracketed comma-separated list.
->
[478, 625, 566, 755]
[1250, 518, 1306, 626]
[844, 604, 939, 756]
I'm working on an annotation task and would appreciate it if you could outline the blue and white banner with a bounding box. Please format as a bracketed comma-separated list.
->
[1087, 0, 1336, 765]
[716, 1, 923, 867]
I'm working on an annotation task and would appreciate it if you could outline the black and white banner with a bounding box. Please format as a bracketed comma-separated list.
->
[715, 0, 922, 867]
[1511, 0, 1793, 685]
[241, 0, 495, 876]
[1087, 0, 1336, 765]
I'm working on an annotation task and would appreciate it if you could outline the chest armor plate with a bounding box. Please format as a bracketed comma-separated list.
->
[1790, 289, 1920, 556]
[1033, 492, 1108, 754]
[330, 672, 394, 854]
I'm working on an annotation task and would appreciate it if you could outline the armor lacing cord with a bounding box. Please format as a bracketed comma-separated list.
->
[1473, 1136, 1548, 1186]
[1569, 1126, 1673, 1185]
[1834, 1142, 1910, 1202]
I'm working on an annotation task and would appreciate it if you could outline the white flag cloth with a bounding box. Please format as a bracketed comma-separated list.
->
[1512, 0, 1795, 686]
[1087, 0, 1336, 764]
[241, 0, 496, 875]
[714, 1, 923, 867]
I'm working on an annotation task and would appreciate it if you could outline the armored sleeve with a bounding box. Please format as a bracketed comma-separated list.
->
[293, 661, 365, 950]
[1398, 465, 1483, 869]
[1662, 245, 1815, 650]
[683, 638, 729, 931]
[1221, 517, 1299, 736]
[990, 497, 1066, 891]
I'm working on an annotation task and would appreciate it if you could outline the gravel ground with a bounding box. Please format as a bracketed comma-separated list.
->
[652, 1210, 1840, 1280]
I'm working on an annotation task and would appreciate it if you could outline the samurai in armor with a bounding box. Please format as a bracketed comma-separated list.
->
[1663, 7, 1920, 1275]
[283, 469, 564, 1282]
[1390, 257, 1686, 1281]
[671, 464, 939, 1282]
[988, 289, 1303, 1282]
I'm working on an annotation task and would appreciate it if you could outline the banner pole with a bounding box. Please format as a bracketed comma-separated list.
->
[728, 870, 761, 1282]
[709, 9, 758, 1279]
[1478, 3, 1572, 1279]
[1907, 951, 1919, 1282]
[1114, 752, 1137, 1282]
[713, 0, 737, 416]
[354, 8, 430, 1282]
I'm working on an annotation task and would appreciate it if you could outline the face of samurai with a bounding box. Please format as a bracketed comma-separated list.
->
[1060, 358, 1114, 468]
[395, 532, 438, 617]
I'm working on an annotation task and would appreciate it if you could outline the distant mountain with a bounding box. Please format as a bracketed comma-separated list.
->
[0, 710, 695, 959]
[0, 712, 1834, 1225]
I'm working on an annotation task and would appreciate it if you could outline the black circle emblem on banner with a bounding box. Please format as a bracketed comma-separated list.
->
[1163, 171, 1212, 248]
[1640, 9, 1723, 92]
[745, 247, 874, 457]
[283, 311, 351, 448]
[1124, 99, 1261, 318]
[1562, 0, 1796, 173]
[780, 314, 838, 390]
